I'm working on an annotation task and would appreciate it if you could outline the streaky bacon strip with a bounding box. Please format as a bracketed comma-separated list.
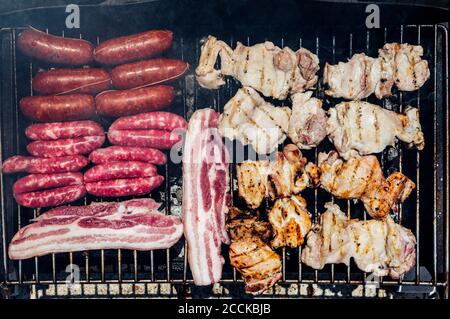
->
[182, 108, 230, 286]
[8, 198, 182, 260]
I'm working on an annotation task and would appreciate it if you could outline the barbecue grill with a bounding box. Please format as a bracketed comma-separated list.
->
[0, 0, 448, 299]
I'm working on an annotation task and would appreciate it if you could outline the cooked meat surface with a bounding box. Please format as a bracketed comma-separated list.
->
[379, 43, 430, 92]
[324, 43, 429, 100]
[237, 144, 319, 209]
[227, 207, 282, 295]
[269, 195, 312, 248]
[218, 87, 291, 154]
[302, 202, 416, 279]
[288, 91, 327, 149]
[327, 101, 424, 159]
[196, 35, 319, 100]
[318, 151, 415, 219]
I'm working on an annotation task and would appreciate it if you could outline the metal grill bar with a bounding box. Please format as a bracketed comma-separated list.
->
[0, 24, 448, 298]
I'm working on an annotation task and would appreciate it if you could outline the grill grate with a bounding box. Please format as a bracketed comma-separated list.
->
[0, 24, 448, 299]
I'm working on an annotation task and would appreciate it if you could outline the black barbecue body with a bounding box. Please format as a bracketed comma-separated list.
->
[0, 0, 448, 299]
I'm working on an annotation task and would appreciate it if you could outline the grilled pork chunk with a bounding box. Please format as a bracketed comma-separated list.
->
[302, 203, 416, 279]
[327, 101, 424, 160]
[269, 195, 312, 249]
[237, 144, 319, 209]
[324, 43, 429, 100]
[318, 151, 415, 219]
[227, 207, 282, 295]
[196, 35, 319, 100]
[288, 91, 327, 150]
[218, 87, 291, 154]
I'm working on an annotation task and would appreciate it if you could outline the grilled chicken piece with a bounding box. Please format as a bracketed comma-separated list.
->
[379, 43, 430, 91]
[237, 161, 269, 209]
[227, 207, 282, 295]
[324, 53, 393, 100]
[269, 195, 312, 248]
[196, 35, 319, 100]
[288, 91, 327, 149]
[327, 101, 424, 160]
[318, 151, 415, 219]
[218, 87, 291, 154]
[323, 43, 429, 100]
[237, 144, 319, 209]
[302, 202, 416, 279]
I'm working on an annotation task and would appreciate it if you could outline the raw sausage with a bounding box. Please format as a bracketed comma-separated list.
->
[84, 161, 157, 182]
[33, 68, 110, 95]
[20, 95, 95, 122]
[108, 129, 182, 149]
[14, 185, 86, 208]
[2, 155, 89, 174]
[26, 121, 104, 141]
[17, 27, 94, 65]
[85, 176, 164, 197]
[13, 172, 84, 194]
[94, 30, 173, 65]
[95, 85, 174, 117]
[111, 58, 189, 89]
[89, 146, 167, 165]
[109, 111, 188, 132]
[27, 135, 105, 158]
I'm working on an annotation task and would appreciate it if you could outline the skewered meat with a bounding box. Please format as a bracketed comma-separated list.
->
[302, 202, 416, 279]
[9, 199, 183, 260]
[288, 91, 327, 149]
[327, 101, 424, 160]
[182, 108, 230, 286]
[237, 144, 319, 209]
[323, 43, 429, 100]
[218, 87, 291, 154]
[269, 195, 312, 249]
[318, 151, 415, 219]
[196, 35, 319, 100]
[379, 43, 430, 92]
[227, 207, 282, 295]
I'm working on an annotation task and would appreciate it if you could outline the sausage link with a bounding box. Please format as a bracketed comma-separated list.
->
[17, 27, 94, 65]
[20, 95, 95, 122]
[2, 155, 89, 174]
[89, 146, 166, 165]
[13, 172, 84, 195]
[27, 135, 105, 158]
[84, 161, 157, 182]
[14, 185, 86, 208]
[111, 58, 189, 89]
[109, 111, 187, 131]
[95, 85, 174, 117]
[26, 121, 104, 141]
[94, 30, 173, 65]
[108, 129, 182, 149]
[33, 68, 110, 95]
[85, 176, 164, 197]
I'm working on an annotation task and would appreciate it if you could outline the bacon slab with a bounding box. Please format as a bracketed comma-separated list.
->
[182, 108, 230, 286]
[8, 198, 183, 260]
